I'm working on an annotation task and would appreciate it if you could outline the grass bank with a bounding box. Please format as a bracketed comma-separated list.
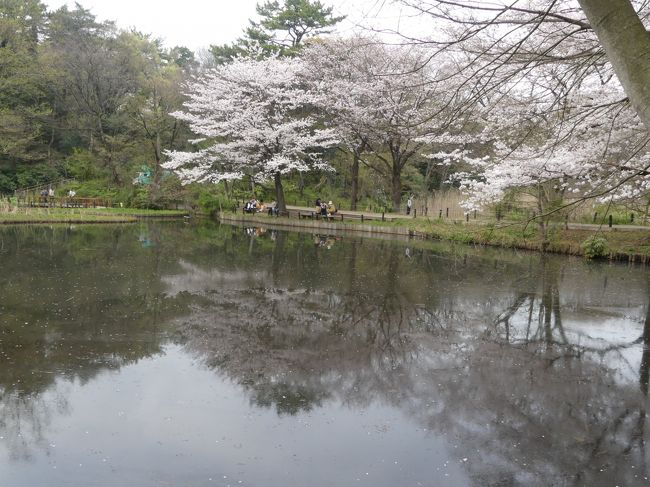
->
[0, 207, 189, 224]
[220, 211, 650, 262]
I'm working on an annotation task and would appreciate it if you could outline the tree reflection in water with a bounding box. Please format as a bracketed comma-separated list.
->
[1, 222, 649, 486]
[171, 227, 650, 486]
[0, 224, 198, 460]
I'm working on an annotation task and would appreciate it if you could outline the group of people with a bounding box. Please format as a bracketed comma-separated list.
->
[244, 197, 279, 216]
[39, 187, 55, 200]
[39, 188, 77, 200]
[244, 198, 262, 213]
[315, 198, 337, 218]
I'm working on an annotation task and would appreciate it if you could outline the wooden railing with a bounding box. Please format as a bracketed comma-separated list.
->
[18, 196, 114, 208]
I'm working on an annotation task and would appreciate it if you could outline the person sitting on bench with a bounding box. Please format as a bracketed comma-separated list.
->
[267, 201, 279, 216]
[245, 198, 262, 213]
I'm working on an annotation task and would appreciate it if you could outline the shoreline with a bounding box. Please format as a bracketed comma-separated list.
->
[0, 209, 189, 225]
[219, 212, 421, 238]
[218, 212, 650, 264]
[0, 218, 138, 225]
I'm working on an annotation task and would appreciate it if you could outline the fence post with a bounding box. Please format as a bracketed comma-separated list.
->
[609, 214, 613, 228]
[446, 207, 449, 218]
[466, 213, 469, 222]
[361, 214, 364, 222]
[593, 212, 598, 223]
[565, 214, 569, 230]
[382, 211, 385, 222]
[413, 208, 417, 218]
[631, 213, 635, 223]
[438, 209, 442, 219]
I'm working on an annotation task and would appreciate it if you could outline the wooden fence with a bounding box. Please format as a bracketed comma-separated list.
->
[18, 196, 114, 208]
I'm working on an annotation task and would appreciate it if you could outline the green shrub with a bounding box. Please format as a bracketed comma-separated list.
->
[198, 190, 222, 214]
[193, 187, 239, 214]
[129, 187, 152, 209]
[581, 235, 609, 259]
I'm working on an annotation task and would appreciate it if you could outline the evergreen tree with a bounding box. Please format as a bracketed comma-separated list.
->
[210, 0, 344, 64]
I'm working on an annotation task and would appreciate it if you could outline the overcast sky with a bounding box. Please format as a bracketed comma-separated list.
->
[41, 0, 423, 51]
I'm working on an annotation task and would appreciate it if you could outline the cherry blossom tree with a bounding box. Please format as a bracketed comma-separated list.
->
[389, 0, 650, 218]
[451, 71, 649, 240]
[163, 55, 338, 212]
[303, 37, 467, 211]
[301, 37, 377, 209]
[460, 93, 643, 198]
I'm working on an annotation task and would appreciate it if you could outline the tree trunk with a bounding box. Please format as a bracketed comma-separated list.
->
[577, 0, 650, 131]
[537, 185, 549, 250]
[351, 152, 360, 210]
[274, 172, 286, 213]
[391, 164, 402, 212]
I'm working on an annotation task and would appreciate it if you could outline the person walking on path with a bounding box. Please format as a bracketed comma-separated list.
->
[406, 196, 413, 215]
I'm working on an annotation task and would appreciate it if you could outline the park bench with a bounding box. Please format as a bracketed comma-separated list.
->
[299, 210, 323, 219]
[295, 210, 387, 222]
[242, 205, 262, 214]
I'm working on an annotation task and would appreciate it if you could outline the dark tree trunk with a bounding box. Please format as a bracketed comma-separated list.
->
[275, 172, 286, 213]
[351, 152, 360, 210]
[537, 186, 549, 250]
[391, 163, 402, 212]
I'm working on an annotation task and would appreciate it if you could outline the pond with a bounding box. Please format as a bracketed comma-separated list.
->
[0, 221, 648, 487]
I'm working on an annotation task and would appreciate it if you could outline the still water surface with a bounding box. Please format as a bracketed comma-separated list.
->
[0, 221, 649, 486]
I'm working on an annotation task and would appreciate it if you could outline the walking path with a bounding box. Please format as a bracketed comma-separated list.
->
[288, 206, 650, 231]
[286, 205, 406, 221]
